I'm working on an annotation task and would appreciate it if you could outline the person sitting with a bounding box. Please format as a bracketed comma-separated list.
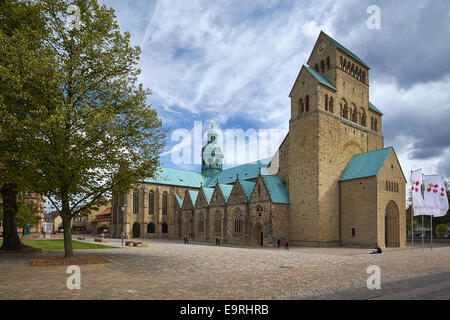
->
[370, 246, 382, 254]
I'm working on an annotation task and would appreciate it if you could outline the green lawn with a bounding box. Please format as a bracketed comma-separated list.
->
[0, 239, 117, 250]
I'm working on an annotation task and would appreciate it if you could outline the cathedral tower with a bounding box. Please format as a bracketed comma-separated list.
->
[287, 31, 384, 246]
[201, 123, 224, 178]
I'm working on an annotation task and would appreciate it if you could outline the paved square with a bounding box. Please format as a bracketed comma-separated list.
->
[1, 237, 449, 300]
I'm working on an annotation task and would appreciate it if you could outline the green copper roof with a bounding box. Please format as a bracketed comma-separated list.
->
[143, 167, 205, 188]
[262, 176, 289, 204]
[322, 31, 370, 69]
[201, 187, 215, 205]
[239, 180, 256, 201]
[188, 190, 199, 206]
[304, 65, 337, 91]
[218, 184, 233, 203]
[369, 102, 383, 115]
[339, 147, 392, 181]
[174, 193, 183, 207]
[206, 158, 272, 187]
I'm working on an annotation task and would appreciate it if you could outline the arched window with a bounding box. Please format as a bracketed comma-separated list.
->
[360, 109, 367, 127]
[234, 209, 243, 233]
[329, 97, 334, 113]
[362, 71, 366, 83]
[198, 219, 204, 233]
[162, 191, 168, 215]
[147, 223, 155, 234]
[133, 190, 139, 215]
[352, 106, 358, 122]
[343, 59, 347, 72]
[374, 118, 378, 132]
[299, 98, 304, 114]
[149, 190, 154, 215]
[325, 94, 329, 111]
[326, 57, 330, 70]
[314, 63, 319, 72]
[320, 60, 325, 73]
[256, 206, 264, 217]
[343, 106, 349, 119]
[162, 223, 168, 234]
[215, 213, 221, 233]
[340, 56, 343, 68]
[305, 95, 310, 112]
[370, 117, 374, 130]
[351, 63, 355, 76]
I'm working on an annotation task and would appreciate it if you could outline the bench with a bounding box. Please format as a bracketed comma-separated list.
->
[77, 237, 86, 240]
[94, 238, 107, 243]
[125, 240, 148, 247]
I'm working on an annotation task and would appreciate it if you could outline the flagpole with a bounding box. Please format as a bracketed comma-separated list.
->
[431, 215, 433, 251]
[422, 172, 424, 251]
[411, 170, 414, 252]
[422, 214, 424, 251]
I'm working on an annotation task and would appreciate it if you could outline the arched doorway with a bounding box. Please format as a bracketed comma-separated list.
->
[132, 222, 140, 238]
[385, 201, 400, 247]
[258, 226, 263, 246]
[147, 223, 155, 234]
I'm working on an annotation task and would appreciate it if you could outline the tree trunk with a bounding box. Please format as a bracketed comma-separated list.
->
[0, 184, 24, 250]
[61, 213, 74, 258]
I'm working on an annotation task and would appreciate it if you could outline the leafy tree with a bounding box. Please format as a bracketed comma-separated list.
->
[0, 0, 53, 250]
[436, 224, 448, 235]
[18, 0, 165, 257]
[0, 194, 42, 235]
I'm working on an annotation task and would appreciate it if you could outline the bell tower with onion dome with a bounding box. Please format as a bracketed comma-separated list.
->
[201, 122, 224, 178]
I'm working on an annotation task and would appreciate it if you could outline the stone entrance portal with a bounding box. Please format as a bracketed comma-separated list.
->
[385, 201, 400, 247]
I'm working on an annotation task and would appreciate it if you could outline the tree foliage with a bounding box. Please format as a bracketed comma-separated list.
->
[2, 0, 166, 256]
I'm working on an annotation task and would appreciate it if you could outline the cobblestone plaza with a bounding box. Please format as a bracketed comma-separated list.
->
[1, 237, 449, 300]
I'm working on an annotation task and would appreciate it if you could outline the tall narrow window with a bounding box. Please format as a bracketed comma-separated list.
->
[198, 219, 204, 233]
[215, 213, 221, 233]
[320, 60, 325, 73]
[305, 95, 310, 112]
[133, 190, 139, 215]
[162, 191, 168, 215]
[340, 56, 343, 68]
[362, 71, 366, 83]
[326, 57, 330, 70]
[149, 190, 154, 215]
[299, 98, 304, 114]
[361, 109, 367, 127]
[371, 117, 374, 130]
[374, 118, 378, 132]
[329, 97, 334, 113]
[325, 94, 329, 111]
[234, 209, 243, 233]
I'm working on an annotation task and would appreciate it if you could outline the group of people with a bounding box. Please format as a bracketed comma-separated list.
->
[277, 237, 289, 250]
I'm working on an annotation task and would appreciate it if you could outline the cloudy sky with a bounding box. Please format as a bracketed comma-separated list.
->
[99, 0, 450, 181]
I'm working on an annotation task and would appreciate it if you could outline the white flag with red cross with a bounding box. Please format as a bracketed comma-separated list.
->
[437, 177, 449, 218]
[411, 169, 425, 216]
[424, 175, 442, 217]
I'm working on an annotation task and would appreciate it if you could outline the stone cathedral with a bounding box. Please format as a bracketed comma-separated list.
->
[111, 31, 406, 248]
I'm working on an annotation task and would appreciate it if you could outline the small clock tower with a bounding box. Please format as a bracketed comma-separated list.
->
[201, 122, 224, 178]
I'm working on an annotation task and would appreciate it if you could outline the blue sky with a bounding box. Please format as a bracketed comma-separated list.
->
[99, 0, 450, 180]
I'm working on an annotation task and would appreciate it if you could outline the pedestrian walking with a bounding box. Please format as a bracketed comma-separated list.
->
[284, 238, 289, 250]
[277, 238, 281, 249]
[183, 234, 188, 244]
